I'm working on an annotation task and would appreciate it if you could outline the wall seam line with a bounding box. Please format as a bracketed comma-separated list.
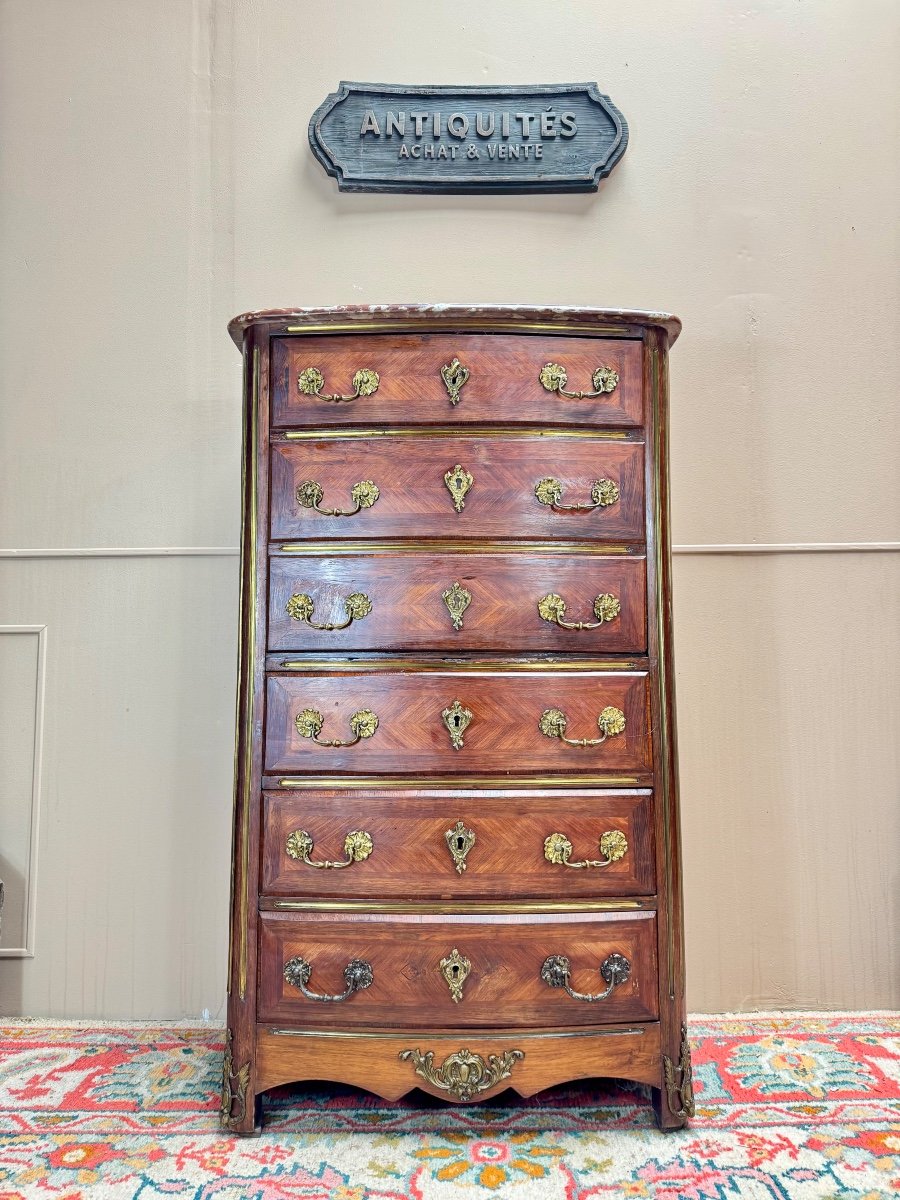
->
[0, 543, 899, 560]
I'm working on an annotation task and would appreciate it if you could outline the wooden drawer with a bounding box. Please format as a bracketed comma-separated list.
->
[258, 910, 659, 1027]
[271, 334, 643, 427]
[268, 553, 647, 653]
[261, 788, 655, 898]
[270, 435, 644, 542]
[256, 1025, 663, 1101]
[264, 667, 651, 776]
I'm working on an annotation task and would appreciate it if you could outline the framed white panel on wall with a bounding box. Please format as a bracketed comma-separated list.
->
[0, 625, 47, 957]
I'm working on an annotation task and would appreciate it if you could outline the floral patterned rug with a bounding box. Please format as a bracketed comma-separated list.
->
[0, 1014, 897, 1198]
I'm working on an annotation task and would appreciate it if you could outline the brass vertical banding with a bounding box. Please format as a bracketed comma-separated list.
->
[237, 344, 260, 1001]
[650, 339, 676, 1000]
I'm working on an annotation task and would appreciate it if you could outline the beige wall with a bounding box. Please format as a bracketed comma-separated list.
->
[0, 0, 897, 1019]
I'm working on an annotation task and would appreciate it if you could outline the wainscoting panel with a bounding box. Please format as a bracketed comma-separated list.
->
[0, 626, 45, 957]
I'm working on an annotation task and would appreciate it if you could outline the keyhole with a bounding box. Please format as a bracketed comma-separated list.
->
[452, 715, 461, 729]
[450, 965, 460, 978]
[456, 836, 465, 852]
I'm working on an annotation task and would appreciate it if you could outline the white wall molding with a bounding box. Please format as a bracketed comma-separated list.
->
[0, 624, 47, 958]
[0, 547, 240, 559]
[1, 543, 898, 560]
[672, 542, 900, 555]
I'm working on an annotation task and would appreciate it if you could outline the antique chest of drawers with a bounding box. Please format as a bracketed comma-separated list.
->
[221, 304, 692, 1132]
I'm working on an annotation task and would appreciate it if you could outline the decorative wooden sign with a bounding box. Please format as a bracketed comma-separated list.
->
[309, 83, 628, 194]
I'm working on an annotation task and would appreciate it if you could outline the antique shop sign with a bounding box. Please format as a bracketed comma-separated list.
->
[309, 83, 628, 194]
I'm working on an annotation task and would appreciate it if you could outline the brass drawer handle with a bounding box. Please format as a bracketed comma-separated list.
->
[539, 361, 619, 399]
[285, 591, 372, 630]
[541, 952, 631, 1002]
[399, 1047, 524, 1102]
[296, 479, 379, 517]
[285, 828, 373, 869]
[295, 707, 379, 746]
[538, 592, 620, 630]
[539, 706, 626, 747]
[544, 829, 628, 869]
[283, 955, 373, 1002]
[440, 357, 470, 405]
[534, 476, 619, 512]
[297, 365, 380, 403]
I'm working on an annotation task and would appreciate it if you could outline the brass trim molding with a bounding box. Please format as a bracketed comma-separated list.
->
[236, 345, 260, 1000]
[275, 774, 646, 789]
[280, 426, 632, 441]
[650, 340, 676, 1000]
[274, 658, 645, 674]
[266, 1025, 647, 1040]
[283, 321, 645, 337]
[266, 897, 654, 914]
[276, 540, 637, 556]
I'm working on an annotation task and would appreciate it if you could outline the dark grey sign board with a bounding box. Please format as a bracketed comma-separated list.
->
[309, 82, 628, 194]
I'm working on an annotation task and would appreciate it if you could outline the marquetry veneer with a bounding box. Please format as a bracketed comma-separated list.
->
[222, 304, 692, 1133]
[269, 435, 646, 541]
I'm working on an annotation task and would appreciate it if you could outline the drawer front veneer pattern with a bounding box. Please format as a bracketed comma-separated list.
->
[261, 789, 656, 898]
[268, 553, 647, 653]
[258, 911, 659, 1028]
[270, 436, 645, 542]
[272, 334, 644, 428]
[264, 669, 651, 776]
